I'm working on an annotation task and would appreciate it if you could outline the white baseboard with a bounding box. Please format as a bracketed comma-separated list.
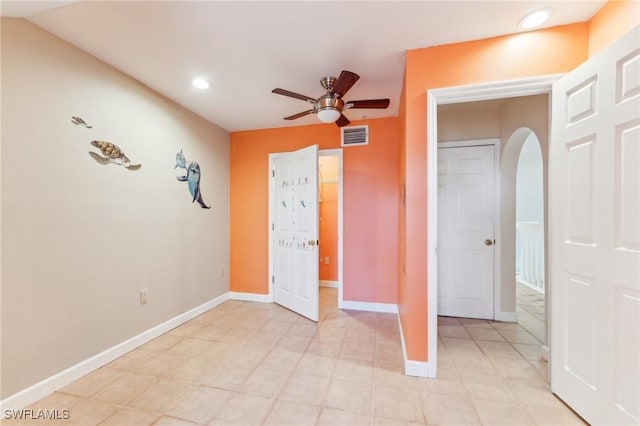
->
[497, 311, 518, 322]
[396, 313, 435, 378]
[228, 291, 273, 303]
[319, 280, 338, 288]
[0, 293, 229, 411]
[541, 345, 549, 361]
[341, 300, 398, 314]
[405, 359, 433, 377]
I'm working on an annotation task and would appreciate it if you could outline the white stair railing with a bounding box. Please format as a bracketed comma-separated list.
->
[517, 221, 545, 293]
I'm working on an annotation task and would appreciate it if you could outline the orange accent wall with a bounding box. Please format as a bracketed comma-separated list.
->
[319, 182, 338, 281]
[588, 0, 640, 56]
[230, 118, 399, 303]
[399, 23, 590, 361]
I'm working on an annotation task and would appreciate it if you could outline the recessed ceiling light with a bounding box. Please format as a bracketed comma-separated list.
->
[519, 8, 553, 30]
[192, 78, 210, 90]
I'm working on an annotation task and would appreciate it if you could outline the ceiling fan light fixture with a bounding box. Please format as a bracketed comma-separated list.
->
[316, 95, 344, 123]
[317, 108, 341, 123]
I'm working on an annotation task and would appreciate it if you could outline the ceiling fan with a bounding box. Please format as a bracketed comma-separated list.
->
[272, 70, 390, 127]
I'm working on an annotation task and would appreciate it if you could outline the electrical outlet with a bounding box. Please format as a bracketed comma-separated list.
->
[140, 289, 148, 305]
[219, 266, 225, 278]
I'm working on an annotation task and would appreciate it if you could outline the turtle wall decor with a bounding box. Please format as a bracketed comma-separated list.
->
[70, 116, 141, 171]
[175, 150, 210, 209]
[89, 140, 142, 171]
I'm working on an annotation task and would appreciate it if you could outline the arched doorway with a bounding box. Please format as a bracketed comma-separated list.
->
[501, 127, 548, 361]
[516, 133, 545, 293]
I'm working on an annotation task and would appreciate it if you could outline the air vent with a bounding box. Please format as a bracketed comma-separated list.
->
[341, 125, 368, 147]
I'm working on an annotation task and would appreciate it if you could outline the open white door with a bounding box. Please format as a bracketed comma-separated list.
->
[437, 143, 496, 319]
[272, 144, 319, 322]
[550, 26, 639, 425]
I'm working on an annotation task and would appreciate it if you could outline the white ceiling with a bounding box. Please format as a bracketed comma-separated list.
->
[2, 1, 605, 132]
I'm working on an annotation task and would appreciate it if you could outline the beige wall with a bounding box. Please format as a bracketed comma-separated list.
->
[436, 95, 549, 318]
[437, 100, 502, 141]
[1, 18, 229, 398]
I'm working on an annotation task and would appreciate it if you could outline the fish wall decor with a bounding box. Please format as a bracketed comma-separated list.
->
[175, 150, 210, 209]
[71, 116, 93, 128]
[89, 141, 141, 171]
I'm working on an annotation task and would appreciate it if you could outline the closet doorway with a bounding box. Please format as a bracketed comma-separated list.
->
[318, 150, 344, 308]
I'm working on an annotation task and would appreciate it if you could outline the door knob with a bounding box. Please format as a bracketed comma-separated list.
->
[484, 239, 494, 246]
[308, 240, 316, 246]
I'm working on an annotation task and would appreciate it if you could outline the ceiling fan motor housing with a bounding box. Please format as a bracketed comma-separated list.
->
[317, 94, 344, 112]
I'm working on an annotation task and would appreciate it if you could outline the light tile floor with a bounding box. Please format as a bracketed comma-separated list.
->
[515, 281, 546, 344]
[7, 288, 585, 425]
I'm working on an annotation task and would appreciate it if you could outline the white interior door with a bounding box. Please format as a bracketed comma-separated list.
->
[272, 144, 319, 322]
[438, 144, 496, 319]
[550, 26, 639, 425]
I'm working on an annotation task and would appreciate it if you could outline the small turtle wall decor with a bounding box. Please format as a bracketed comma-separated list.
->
[89, 140, 141, 171]
[175, 150, 210, 209]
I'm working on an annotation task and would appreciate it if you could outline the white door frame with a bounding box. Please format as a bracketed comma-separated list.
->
[268, 148, 344, 308]
[426, 74, 563, 377]
[438, 139, 501, 320]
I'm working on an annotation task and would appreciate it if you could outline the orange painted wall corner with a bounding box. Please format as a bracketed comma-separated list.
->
[230, 118, 401, 303]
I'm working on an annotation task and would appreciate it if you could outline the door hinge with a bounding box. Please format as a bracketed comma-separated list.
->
[272, 223, 274, 231]
[272, 169, 275, 178]
[271, 275, 274, 284]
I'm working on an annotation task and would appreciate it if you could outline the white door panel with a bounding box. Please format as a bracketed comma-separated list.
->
[550, 26, 640, 425]
[272, 145, 319, 322]
[438, 144, 495, 319]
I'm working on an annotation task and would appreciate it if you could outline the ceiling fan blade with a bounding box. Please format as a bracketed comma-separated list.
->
[272, 88, 316, 103]
[335, 114, 351, 127]
[331, 70, 360, 98]
[345, 99, 390, 109]
[284, 110, 315, 120]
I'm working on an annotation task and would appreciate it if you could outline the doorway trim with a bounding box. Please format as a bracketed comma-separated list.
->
[426, 74, 563, 377]
[267, 148, 344, 308]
